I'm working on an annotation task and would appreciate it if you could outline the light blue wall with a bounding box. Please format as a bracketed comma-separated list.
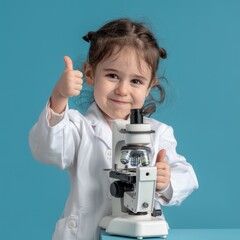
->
[1, 0, 240, 239]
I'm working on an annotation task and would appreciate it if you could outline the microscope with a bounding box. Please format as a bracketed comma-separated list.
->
[99, 109, 169, 239]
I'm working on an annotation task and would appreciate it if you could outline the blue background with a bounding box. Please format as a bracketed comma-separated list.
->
[1, 0, 240, 239]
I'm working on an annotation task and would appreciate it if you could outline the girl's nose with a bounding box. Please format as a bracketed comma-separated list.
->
[115, 81, 128, 96]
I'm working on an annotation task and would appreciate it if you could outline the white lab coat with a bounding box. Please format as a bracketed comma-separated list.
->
[29, 102, 198, 240]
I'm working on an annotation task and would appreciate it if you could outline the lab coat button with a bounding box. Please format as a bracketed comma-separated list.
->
[67, 219, 77, 229]
[106, 149, 112, 158]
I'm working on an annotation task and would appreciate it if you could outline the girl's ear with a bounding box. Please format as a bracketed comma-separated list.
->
[146, 77, 158, 96]
[84, 62, 94, 86]
[151, 77, 158, 87]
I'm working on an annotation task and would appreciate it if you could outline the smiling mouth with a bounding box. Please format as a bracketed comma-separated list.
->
[109, 99, 129, 105]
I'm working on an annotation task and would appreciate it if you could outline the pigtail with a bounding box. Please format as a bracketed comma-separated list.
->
[142, 103, 156, 117]
[82, 31, 95, 42]
[159, 47, 167, 59]
[143, 80, 167, 117]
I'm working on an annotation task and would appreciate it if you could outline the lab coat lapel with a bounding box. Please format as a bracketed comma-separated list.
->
[85, 103, 112, 149]
[94, 121, 112, 149]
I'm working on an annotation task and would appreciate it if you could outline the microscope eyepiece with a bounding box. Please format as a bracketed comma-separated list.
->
[130, 109, 143, 124]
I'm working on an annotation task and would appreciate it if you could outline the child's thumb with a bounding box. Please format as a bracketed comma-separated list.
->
[64, 56, 73, 71]
[156, 149, 166, 163]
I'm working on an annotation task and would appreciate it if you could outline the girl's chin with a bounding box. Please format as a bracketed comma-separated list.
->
[104, 111, 130, 120]
[96, 104, 130, 120]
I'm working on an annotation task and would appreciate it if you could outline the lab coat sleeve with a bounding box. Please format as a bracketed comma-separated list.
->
[155, 126, 199, 206]
[29, 102, 81, 169]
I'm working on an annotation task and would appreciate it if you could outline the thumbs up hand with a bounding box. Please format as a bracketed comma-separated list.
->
[51, 56, 83, 113]
[155, 149, 171, 191]
[56, 56, 83, 98]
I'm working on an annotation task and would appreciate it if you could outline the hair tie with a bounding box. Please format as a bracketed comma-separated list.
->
[82, 31, 95, 42]
[159, 48, 167, 59]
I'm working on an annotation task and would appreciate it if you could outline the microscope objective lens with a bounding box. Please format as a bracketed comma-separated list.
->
[120, 147, 152, 167]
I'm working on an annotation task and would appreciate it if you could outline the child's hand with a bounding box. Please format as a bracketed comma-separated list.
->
[51, 56, 83, 113]
[155, 149, 171, 191]
[55, 56, 83, 98]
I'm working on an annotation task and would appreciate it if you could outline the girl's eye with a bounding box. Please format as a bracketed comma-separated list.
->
[131, 79, 142, 85]
[107, 74, 118, 79]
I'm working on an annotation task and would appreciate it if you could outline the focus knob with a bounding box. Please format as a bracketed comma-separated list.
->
[110, 181, 125, 198]
[110, 181, 134, 198]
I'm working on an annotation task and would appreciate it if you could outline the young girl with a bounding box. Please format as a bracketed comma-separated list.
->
[29, 18, 198, 240]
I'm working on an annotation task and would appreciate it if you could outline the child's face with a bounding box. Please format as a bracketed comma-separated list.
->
[85, 47, 154, 120]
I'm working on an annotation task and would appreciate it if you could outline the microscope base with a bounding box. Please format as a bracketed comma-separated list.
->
[100, 215, 168, 239]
